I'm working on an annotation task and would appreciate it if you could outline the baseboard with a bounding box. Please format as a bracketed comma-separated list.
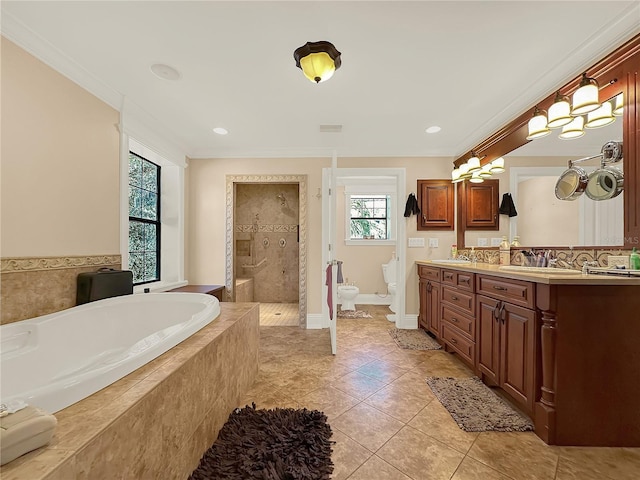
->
[306, 313, 326, 329]
[396, 313, 418, 329]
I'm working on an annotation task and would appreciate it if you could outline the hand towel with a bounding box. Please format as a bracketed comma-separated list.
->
[325, 265, 333, 320]
[499, 193, 518, 217]
[404, 193, 421, 217]
[336, 261, 344, 284]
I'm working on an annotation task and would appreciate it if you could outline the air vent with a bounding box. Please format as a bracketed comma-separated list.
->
[319, 124, 343, 133]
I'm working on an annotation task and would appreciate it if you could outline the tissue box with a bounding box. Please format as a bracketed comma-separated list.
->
[0, 406, 57, 465]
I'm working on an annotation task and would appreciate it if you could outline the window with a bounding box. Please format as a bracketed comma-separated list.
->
[128, 152, 160, 284]
[349, 195, 390, 240]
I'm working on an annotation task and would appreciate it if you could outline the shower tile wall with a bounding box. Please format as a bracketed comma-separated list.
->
[235, 184, 299, 303]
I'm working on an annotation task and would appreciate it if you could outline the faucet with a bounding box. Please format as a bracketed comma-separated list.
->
[582, 260, 599, 274]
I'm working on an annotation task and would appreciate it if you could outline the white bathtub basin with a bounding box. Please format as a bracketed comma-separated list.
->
[430, 259, 472, 265]
[499, 266, 581, 274]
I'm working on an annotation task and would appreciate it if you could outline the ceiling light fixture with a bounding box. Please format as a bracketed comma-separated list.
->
[526, 106, 551, 140]
[425, 126, 442, 134]
[212, 127, 228, 135]
[451, 168, 463, 183]
[571, 72, 600, 115]
[150, 63, 181, 81]
[466, 152, 481, 172]
[293, 41, 342, 84]
[469, 171, 484, 183]
[547, 91, 573, 128]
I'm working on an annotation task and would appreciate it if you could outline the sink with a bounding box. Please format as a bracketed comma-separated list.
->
[430, 259, 472, 265]
[499, 266, 581, 274]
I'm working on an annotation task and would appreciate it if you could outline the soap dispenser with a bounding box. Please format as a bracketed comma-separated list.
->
[631, 247, 640, 270]
[499, 236, 511, 266]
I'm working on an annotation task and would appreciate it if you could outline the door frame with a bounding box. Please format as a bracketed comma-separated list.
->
[321, 167, 409, 329]
[225, 174, 308, 327]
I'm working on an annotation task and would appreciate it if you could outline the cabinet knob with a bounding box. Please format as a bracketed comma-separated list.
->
[451, 338, 458, 344]
[451, 317, 459, 323]
[493, 285, 507, 291]
[451, 295, 459, 301]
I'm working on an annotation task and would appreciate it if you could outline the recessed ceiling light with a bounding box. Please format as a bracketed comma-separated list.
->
[213, 127, 228, 135]
[425, 126, 441, 134]
[150, 63, 181, 81]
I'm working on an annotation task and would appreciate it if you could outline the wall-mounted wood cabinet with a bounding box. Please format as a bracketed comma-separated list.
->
[463, 179, 499, 230]
[416, 180, 454, 230]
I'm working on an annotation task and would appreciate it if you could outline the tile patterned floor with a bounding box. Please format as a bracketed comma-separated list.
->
[240, 305, 640, 480]
[259, 302, 299, 326]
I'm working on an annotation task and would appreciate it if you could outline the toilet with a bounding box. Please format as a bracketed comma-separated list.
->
[337, 285, 359, 311]
[382, 255, 397, 321]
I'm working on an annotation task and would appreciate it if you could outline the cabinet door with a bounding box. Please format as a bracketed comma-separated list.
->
[500, 302, 535, 411]
[417, 180, 454, 230]
[418, 278, 429, 330]
[427, 281, 440, 336]
[465, 179, 499, 229]
[477, 295, 501, 385]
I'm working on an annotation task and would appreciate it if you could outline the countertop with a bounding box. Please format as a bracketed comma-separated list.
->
[416, 260, 640, 285]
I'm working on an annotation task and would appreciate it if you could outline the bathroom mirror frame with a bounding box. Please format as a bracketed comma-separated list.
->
[455, 34, 640, 249]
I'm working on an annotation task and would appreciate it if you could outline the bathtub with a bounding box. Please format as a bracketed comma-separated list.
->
[0, 292, 220, 414]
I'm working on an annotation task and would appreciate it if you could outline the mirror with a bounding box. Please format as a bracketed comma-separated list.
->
[463, 95, 624, 248]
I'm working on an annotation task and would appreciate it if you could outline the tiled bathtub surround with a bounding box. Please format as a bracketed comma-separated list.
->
[0, 255, 121, 325]
[0, 302, 260, 480]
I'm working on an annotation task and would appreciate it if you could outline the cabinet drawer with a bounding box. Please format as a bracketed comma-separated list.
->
[441, 324, 475, 367]
[441, 285, 475, 315]
[441, 305, 475, 340]
[441, 269, 474, 292]
[418, 265, 440, 281]
[476, 275, 534, 309]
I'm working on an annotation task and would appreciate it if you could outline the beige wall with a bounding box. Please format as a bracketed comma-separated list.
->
[187, 156, 455, 316]
[1, 38, 120, 258]
[1, 39, 121, 323]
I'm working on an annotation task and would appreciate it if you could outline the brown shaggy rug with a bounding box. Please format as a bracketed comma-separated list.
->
[189, 404, 334, 480]
[388, 327, 442, 350]
[425, 377, 534, 432]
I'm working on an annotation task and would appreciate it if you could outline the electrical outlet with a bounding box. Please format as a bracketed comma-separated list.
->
[477, 238, 488, 247]
[491, 237, 502, 247]
[408, 237, 425, 247]
[428, 238, 439, 248]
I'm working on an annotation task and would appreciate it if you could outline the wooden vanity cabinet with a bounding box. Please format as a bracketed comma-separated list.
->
[440, 269, 476, 369]
[418, 265, 440, 336]
[476, 275, 536, 413]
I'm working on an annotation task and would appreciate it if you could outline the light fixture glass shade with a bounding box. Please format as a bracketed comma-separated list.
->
[571, 73, 600, 115]
[451, 168, 463, 183]
[294, 41, 342, 83]
[478, 163, 493, 178]
[459, 163, 472, 178]
[559, 116, 585, 139]
[613, 93, 624, 116]
[467, 155, 481, 172]
[547, 93, 572, 128]
[585, 101, 615, 129]
[526, 107, 550, 140]
[489, 157, 505, 173]
[469, 171, 484, 183]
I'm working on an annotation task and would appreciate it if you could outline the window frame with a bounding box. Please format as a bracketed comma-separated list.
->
[128, 151, 161, 285]
[345, 192, 396, 245]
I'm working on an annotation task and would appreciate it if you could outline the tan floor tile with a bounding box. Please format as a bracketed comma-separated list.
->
[330, 371, 387, 400]
[555, 446, 640, 480]
[377, 425, 465, 480]
[467, 431, 558, 480]
[408, 401, 479, 454]
[299, 385, 360, 421]
[364, 384, 431, 423]
[332, 403, 404, 453]
[347, 455, 412, 480]
[330, 429, 372, 480]
[356, 359, 411, 383]
[451, 456, 514, 480]
[389, 370, 438, 400]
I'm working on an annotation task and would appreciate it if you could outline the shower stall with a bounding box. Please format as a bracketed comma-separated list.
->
[233, 183, 300, 304]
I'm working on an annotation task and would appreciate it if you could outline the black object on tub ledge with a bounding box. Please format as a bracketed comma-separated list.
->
[76, 268, 134, 305]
